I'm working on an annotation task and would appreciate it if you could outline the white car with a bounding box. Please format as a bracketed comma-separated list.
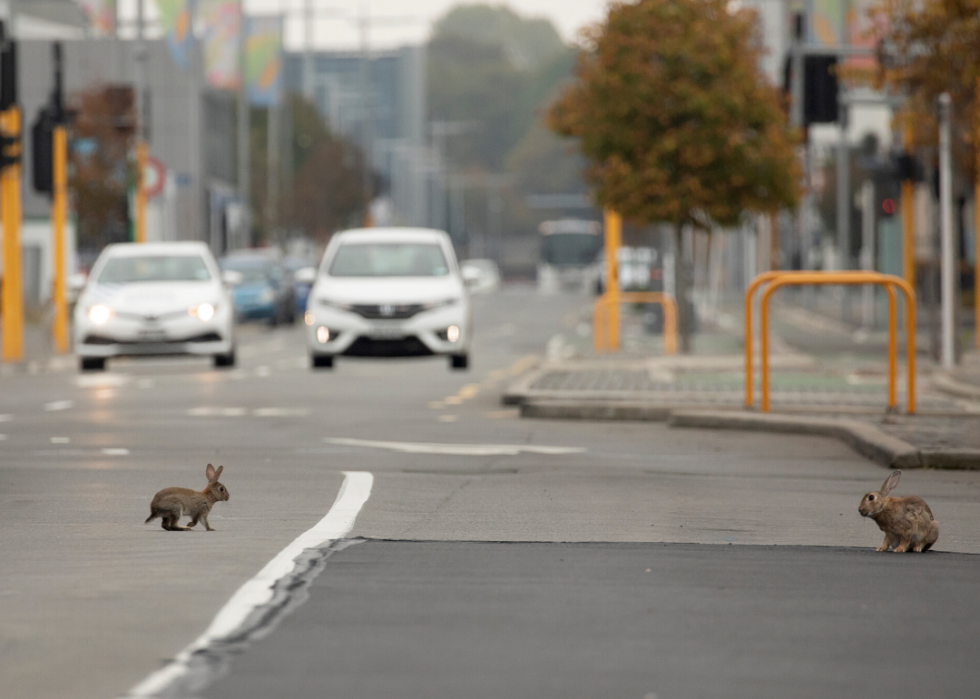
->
[305, 227, 472, 370]
[74, 242, 236, 371]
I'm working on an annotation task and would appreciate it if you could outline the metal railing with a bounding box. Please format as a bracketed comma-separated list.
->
[594, 291, 678, 355]
[744, 271, 916, 413]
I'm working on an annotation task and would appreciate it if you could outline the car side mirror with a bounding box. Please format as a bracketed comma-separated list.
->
[221, 270, 244, 286]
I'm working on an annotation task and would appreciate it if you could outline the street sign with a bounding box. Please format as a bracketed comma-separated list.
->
[143, 155, 165, 198]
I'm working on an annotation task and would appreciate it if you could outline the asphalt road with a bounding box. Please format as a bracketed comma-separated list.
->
[2, 286, 979, 699]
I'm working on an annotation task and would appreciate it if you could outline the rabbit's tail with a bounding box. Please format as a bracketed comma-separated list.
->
[144, 511, 158, 524]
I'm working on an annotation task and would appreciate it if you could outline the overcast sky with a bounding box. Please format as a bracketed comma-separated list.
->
[242, 0, 612, 51]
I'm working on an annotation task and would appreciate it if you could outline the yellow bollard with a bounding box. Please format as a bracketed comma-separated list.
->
[603, 210, 621, 351]
[135, 140, 148, 243]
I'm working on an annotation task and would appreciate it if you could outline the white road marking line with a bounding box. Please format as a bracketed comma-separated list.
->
[252, 408, 310, 417]
[187, 407, 248, 417]
[74, 373, 131, 388]
[101, 448, 130, 456]
[50, 437, 71, 444]
[0, 434, 7, 441]
[136, 379, 155, 389]
[0, 414, 12, 422]
[255, 365, 271, 377]
[125, 471, 373, 699]
[44, 400, 74, 412]
[325, 437, 586, 456]
[437, 415, 458, 423]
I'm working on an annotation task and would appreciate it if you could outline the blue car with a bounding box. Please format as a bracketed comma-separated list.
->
[220, 253, 296, 326]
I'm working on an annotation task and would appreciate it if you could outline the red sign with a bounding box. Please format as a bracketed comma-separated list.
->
[143, 156, 166, 198]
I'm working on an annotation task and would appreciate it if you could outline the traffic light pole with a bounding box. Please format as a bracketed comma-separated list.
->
[1, 23, 22, 363]
[134, 0, 147, 243]
[52, 123, 68, 353]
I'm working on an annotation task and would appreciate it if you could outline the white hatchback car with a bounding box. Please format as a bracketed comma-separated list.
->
[305, 228, 471, 370]
[74, 242, 236, 371]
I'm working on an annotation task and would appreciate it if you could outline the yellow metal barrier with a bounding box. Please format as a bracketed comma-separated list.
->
[594, 291, 678, 355]
[746, 271, 897, 409]
[744, 272, 916, 413]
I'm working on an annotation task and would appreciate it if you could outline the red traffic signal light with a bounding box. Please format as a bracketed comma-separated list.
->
[881, 198, 896, 215]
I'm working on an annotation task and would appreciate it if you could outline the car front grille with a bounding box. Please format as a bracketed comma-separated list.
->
[342, 336, 433, 357]
[348, 304, 425, 320]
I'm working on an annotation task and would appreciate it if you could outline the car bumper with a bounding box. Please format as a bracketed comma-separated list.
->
[74, 313, 234, 358]
[305, 303, 470, 358]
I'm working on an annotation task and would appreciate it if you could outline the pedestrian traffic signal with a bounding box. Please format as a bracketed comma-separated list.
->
[0, 132, 19, 169]
[31, 106, 54, 194]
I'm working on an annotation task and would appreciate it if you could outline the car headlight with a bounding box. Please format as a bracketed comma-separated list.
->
[258, 288, 276, 304]
[189, 303, 216, 321]
[88, 304, 114, 325]
[304, 311, 315, 326]
[318, 298, 353, 311]
[423, 297, 460, 311]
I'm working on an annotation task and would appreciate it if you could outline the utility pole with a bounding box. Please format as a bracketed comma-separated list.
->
[358, 3, 373, 218]
[938, 93, 955, 368]
[975, 77, 980, 350]
[134, 0, 147, 243]
[0, 20, 23, 362]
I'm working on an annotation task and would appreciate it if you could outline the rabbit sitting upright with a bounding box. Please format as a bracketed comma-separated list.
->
[145, 464, 230, 531]
[859, 470, 938, 552]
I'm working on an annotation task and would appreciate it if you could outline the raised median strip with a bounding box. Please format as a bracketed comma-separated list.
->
[518, 398, 980, 470]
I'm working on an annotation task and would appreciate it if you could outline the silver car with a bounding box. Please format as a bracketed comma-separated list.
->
[305, 228, 472, 370]
[74, 242, 236, 371]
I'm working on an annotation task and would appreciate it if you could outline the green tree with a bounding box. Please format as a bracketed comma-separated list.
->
[870, 0, 980, 180]
[548, 0, 799, 351]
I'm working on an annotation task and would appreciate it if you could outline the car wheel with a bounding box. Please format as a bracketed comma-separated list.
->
[80, 357, 106, 372]
[450, 354, 469, 370]
[311, 354, 334, 369]
[213, 349, 236, 368]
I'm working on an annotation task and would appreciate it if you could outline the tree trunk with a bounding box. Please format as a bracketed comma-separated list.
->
[673, 223, 694, 353]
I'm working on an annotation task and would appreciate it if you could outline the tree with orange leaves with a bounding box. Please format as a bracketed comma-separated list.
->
[547, 0, 799, 351]
[871, 0, 980, 181]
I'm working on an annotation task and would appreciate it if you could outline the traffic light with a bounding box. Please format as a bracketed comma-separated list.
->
[31, 106, 54, 194]
[783, 53, 839, 126]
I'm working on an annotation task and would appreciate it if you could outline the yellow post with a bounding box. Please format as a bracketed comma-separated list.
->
[51, 125, 68, 353]
[901, 127, 915, 292]
[975, 79, 980, 350]
[135, 140, 147, 243]
[603, 209, 621, 350]
[1, 106, 23, 362]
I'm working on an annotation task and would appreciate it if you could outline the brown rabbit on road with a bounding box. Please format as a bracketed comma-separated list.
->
[145, 464, 230, 531]
[859, 470, 939, 552]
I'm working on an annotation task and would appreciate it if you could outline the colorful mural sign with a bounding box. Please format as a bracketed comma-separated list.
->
[197, 0, 242, 90]
[154, 0, 194, 69]
[245, 16, 283, 107]
[78, 0, 116, 36]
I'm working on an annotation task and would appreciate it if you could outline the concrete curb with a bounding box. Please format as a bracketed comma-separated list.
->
[667, 410, 922, 470]
[501, 368, 547, 406]
[518, 399, 980, 470]
[931, 372, 980, 401]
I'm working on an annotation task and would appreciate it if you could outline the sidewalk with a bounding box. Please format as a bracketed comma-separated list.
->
[505, 300, 980, 469]
[0, 320, 75, 375]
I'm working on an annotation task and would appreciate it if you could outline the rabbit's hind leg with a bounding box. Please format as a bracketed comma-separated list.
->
[893, 534, 912, 552]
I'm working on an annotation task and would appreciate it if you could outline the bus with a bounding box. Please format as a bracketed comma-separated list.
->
[537, 219, 602, 294]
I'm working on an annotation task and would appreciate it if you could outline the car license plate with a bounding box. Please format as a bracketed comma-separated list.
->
[137, 329, 167, 342]
[368, 326, 405, 339]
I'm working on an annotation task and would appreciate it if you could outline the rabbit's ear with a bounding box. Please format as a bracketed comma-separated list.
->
[880, 470, 901, 496]
[213, 465, 224, 481]
[206, 463, 216, 481]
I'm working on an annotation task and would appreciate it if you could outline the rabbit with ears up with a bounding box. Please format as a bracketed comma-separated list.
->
[859, 470, 938, 552]
[145, 464, 230, 531]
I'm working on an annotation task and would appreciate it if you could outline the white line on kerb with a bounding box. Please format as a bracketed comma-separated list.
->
[124, 471, 373, 698]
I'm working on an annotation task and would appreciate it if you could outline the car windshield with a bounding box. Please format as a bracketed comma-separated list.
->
[541, 233, 601, 267]
[329, 243, 449, 277]
[96, 255, 212, 284]
[221, 258, 280, 284]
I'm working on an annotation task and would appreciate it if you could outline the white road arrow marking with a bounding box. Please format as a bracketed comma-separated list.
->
[324, 437, 586, 456]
